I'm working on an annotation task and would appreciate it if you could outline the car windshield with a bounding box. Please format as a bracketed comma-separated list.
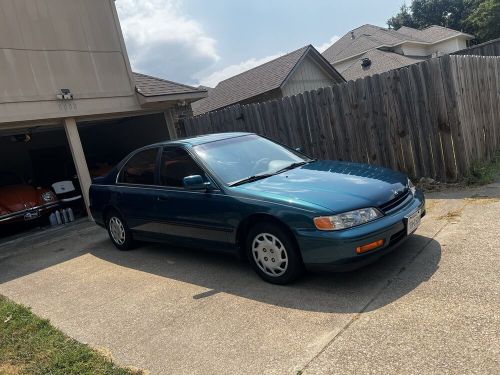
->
[0, 173, 23, 187]
[193, 134, 311, 185]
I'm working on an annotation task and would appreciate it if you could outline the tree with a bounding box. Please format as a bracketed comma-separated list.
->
[387, 0, 500, 43]
[388, 4, 417, 29]
[464, 0, 500, 41]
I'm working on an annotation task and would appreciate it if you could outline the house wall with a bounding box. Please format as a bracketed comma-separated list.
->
[281, 56, 338, 97]
[0, 0, 140, 126]
[428, 37, 467, 56]
[398, 43, 429, 56]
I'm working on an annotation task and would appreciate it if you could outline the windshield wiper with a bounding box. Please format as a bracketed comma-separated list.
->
[229, 173, 274, 187]
[275, 160, 313, 174]
[229, 160, 315, 187]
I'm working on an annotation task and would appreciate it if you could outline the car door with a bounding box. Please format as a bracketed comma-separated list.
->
[115, 147, 161, 232]
[152, 146, 236, 249]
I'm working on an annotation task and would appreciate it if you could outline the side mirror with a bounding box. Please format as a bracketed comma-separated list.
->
[183, 175, 211, 190]
[295, 147, 304, 153]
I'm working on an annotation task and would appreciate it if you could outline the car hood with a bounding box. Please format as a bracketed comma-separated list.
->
[234, 160, 409, 213]
[0, 184, 40, 213]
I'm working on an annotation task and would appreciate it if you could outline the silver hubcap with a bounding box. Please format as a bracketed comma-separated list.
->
[252, 233, 288, 277]
[109, 217, 126, 245]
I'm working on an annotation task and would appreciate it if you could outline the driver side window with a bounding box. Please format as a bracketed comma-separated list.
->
[160, 147, 205, 188]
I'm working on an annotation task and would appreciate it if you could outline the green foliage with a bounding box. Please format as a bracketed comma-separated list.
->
[388, 4, 418, 29]
[464, 0, 500, 41]
[0, 295, 142, 375]
[465, 151, 500, 185]
[387, 0, 500, 43]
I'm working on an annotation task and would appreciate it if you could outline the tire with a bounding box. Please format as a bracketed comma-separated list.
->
[246, 222, 304, 284]
[106, 210, 134, 250]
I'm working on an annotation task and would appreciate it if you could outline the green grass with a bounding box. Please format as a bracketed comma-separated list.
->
[465, 151, 500, 186]
[0, 295, 142, 375]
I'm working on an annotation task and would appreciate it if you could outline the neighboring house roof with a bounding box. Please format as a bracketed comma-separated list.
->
[340, 49, 426, 81]
[192, 45, 344, 116]
[396, 25, 469, 43]
[322, 24, 474, 64]
[133, 72, 207, 105]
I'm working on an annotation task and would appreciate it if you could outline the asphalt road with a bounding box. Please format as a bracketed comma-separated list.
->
[0, 181, 498, 374]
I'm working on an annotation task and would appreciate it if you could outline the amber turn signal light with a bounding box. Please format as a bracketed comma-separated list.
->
[313, 217, 334, 230]
[356, 239, 384, 254]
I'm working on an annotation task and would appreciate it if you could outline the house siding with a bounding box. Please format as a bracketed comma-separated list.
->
[0, 0, 138, 125]
[281, 56, 337, 97]
[428, 37, 467, 56]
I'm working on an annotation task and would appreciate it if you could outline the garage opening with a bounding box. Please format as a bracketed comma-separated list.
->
[0, 125, 86, 239]
[78, 113, 171, 178]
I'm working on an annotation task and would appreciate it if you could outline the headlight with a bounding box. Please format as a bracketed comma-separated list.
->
[41, 191, 54, 202]
[408, 178, 416, 195]
[314, 208, 383, 231]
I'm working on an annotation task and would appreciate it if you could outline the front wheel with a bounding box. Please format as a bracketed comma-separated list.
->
[106, 211, 134, 250]
[246, 222, 304, 284]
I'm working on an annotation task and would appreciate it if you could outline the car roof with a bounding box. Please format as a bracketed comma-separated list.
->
[151, 132, 254, 147]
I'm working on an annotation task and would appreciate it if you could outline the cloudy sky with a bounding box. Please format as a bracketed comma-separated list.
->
[116, 0, 404, 88]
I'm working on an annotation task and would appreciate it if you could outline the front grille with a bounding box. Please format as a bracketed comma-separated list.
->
[379, 188, 411, 213]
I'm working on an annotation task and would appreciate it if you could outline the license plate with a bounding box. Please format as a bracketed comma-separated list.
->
[405, 208, 422, 235]
[24, 210, 40, 221]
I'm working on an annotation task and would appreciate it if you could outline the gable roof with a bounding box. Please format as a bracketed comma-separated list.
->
[396, 25, 468, 43]
[192, 45, 344, 116]
[322, 24, 474, 64]
[340, 49, 426, 81]
[133, 72, 205, 97]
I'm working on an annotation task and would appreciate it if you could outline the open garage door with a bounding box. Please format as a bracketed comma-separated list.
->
[0, 125, 85, 239]
[78, 113, 171, 178]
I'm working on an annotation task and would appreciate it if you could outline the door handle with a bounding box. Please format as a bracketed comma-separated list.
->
[157, 195, 168, 201]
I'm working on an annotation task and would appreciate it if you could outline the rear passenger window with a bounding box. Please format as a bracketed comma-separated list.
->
[119, 148, 159, 185]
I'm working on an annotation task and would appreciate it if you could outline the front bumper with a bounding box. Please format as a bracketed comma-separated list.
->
[0, 202, 60, 224]
[297, 192, 425, 271]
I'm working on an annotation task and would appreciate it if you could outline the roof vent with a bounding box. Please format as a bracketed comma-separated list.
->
[351, 31, 355, 40]
[361, 57, 372, 68]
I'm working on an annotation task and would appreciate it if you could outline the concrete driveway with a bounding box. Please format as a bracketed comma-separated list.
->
[1, 181, 499, 375]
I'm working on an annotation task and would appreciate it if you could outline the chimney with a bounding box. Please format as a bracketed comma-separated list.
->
[351, 31, 355, 40]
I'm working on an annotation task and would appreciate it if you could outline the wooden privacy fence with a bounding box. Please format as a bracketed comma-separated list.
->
[182, 55, 500, 182]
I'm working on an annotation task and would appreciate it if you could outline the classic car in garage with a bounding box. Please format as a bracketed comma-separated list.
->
[0, 173, 59, 224]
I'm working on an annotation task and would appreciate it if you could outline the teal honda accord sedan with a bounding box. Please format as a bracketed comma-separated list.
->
[89, 133, 425, 284]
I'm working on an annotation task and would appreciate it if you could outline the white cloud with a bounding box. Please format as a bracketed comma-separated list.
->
[314, 35, 340, 53]
[197, 53, 284, 87]
[116, 0, 219, 83]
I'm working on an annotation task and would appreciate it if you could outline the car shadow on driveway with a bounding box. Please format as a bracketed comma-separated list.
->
[88, 233, 440, 313]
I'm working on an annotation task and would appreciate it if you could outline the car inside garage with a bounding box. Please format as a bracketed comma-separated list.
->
[0, 124, 81, 238]
[0, 112, 181, 240]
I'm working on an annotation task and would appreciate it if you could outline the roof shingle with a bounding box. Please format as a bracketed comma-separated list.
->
[322, 24, 473, 64]
[340, 49, 426, 81]
[192, 45, 343, 116]
[133, 72, 205, 97]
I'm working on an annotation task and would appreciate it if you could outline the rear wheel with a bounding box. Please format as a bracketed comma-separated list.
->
[246, 222, 304, 284]
[106, 211, 134, 250]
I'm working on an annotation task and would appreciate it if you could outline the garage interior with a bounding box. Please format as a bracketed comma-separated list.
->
[0, 112, 175, 238]
[79, 113, 171, 176]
